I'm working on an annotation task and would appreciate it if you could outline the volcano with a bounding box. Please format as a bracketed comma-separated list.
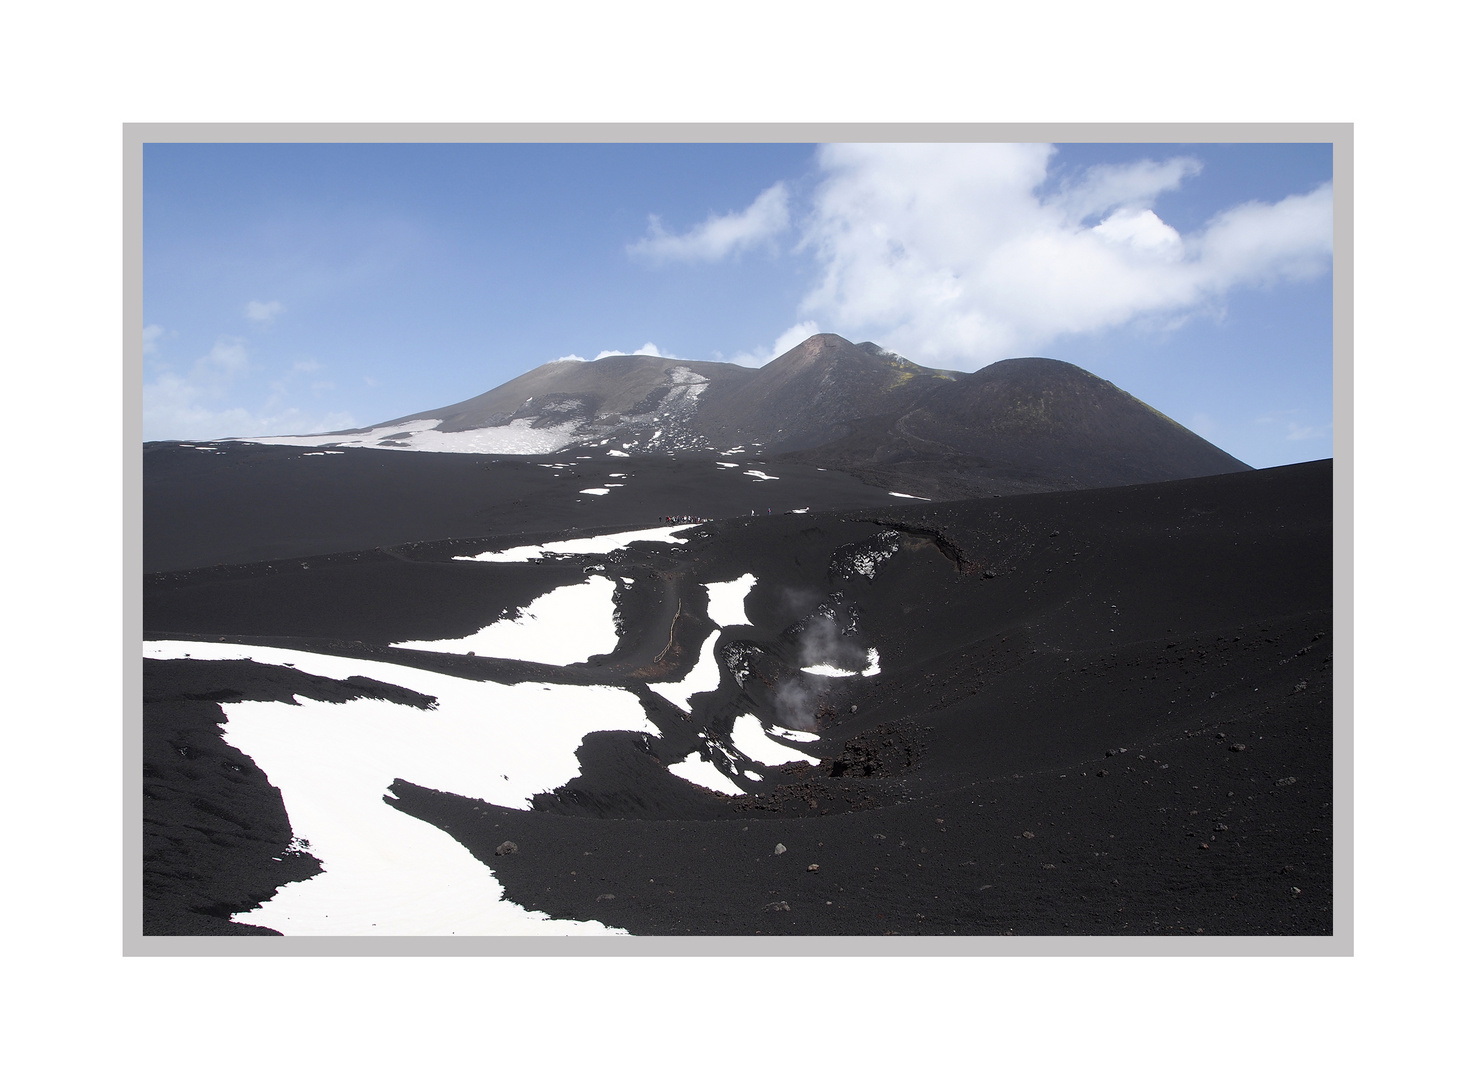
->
[140, 334, 1329, 940]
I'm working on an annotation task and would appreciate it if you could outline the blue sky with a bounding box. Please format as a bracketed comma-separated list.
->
[142, 141, 1333, 467]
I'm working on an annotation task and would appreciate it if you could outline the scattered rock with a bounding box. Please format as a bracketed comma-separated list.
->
[774, 843, 786, 856]
[1199, 842, 1210, 849]
[1214, 822, 1229, 831]
[1215, 732, 1226, 740]
[1293, 681, 1307, 693]
[807, 863, 820, 872]
[495, 841, 518, 856]
[1229, 743, 1247, 752]
[1276, 776, 1297, 786]
[1097, 769, 1108, 777]
[850, 704, 858, 713]
[596, 893, 616, 902]
[1021, 831, 1035, 839]
[765, 901, 790, 912]
[1290, 887, 1302, 896]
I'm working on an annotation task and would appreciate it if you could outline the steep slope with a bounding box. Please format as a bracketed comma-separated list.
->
[787, 356, 1251, 498]
[690, 333, 958, 452]
[386, 354, 754, 433]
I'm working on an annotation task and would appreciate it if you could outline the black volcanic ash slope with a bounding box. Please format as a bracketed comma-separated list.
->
[142, 443, 899, 572]
[144, 460, 1332, 936]
[395, 461, 1331, 936]
[688, 333, 958, 452]
[784, 355, 1251, 499]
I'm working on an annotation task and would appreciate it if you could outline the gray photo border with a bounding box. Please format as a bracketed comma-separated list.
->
[124, 121, 1352, 958]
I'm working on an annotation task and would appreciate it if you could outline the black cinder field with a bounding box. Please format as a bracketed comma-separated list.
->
[143, 431, 1331, 935]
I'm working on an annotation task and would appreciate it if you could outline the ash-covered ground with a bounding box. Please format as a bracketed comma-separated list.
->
[142, 444, 1331, 936]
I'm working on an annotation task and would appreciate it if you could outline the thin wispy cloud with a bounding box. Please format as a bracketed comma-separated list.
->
[143, 336, 351, 440]
[629, 182, 791, 263]
[245, 299, 285, 325]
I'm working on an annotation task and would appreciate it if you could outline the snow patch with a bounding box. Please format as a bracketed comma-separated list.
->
[142, 640, 655, 934]
[651, 628, 723, 712]
[744, 470, 780, 481]
[454, 525, 698, 563]
[888, 491, 931, 500]
[705, 574, 756, 628]
[800, 648, 881, 678]
[668, 751, 744, 796]
[393, 577, 617, 665]
[731, 714, 820, 766]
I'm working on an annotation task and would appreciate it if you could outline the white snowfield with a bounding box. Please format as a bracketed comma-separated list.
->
[143, 640, 656, 935]
[704, 574, 756, 628]
[453, 524, 698, 564]
[393, 577, 618, 666]
[234, 417, 584, 455]
[730, 714, 820, 767]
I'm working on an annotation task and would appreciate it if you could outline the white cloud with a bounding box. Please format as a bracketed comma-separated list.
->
[144, 370, 354, 442]
[142, 324, 163, 355]
[628, 182, 790, 263]
[142, 335, 353, 441]
[196, 337, 250, 376]
[722, 321, 820, 368]
[796, 144, 1334, 367]
[1287, 420, 1330, 441]
[245, 299, 285, 325]
[552, 343, 687, 363]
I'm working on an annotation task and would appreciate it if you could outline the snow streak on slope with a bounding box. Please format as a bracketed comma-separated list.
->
[650, 629, 724, 712]
[235, 418, 584, 455]
[453, 525, 698, 563]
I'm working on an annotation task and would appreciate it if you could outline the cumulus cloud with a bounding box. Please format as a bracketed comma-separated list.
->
[722, 321, 820, 368]
[142, 324, 164, 355]
[245, 299, 285, 325]
[796, 144, 1333, 367]
[628, 182, 790, 263]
